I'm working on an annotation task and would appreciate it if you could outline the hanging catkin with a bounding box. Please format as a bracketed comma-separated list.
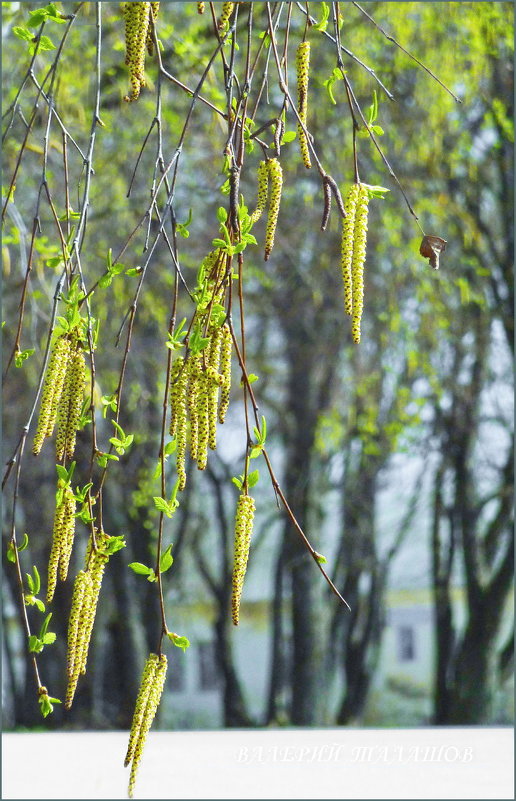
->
[126, 653, 168, 798]
[218, 2, 234, 29]
[351, 185, 369, 344]
[47, 482, 76, 604]
[33, 336, 71, 455]
[341, 183, 360, 316]
[296, 41, 312, 169]
[251, 160, 269, 224]
[264, 158, 283, 260]
[123, 2, 155, 102]
[231, 493, 256, 625]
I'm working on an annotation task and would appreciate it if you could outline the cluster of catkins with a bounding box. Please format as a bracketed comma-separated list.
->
[47, 480, 76, 603]
[65, 531, 110, 709]
[169, 251, 232, 489]
[231, 493, 256, 625]
[341, 183, 370, 344]
[33, 332, 86, 460]
[125, 653, 168, 798]
[251, 158, 283, 260]
[122, 1, 160, 102]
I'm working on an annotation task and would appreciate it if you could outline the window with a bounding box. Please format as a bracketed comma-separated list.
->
[398, 625, 416, 662]
[198, 641, 220, 691]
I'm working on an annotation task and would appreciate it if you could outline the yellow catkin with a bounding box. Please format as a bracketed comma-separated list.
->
[187, 356, 201, 462]
[127, 654, 168, 799]
[171, 359, 188, 489]
[197, 2, 205, 12]
[65, 571, 93, 709]
[231, 494, 255, 626]
[207, 327, 223, 450]
[62, 348, 86, 461]
[341, 183, 360, 316]
[264, 158, 283, 260]
[65, 532, 110, 709]
[46, 495, 67, 604]
[58, 484, 77, 582]
[251, 160, 269, 224]
[33, 336, 71, 454]
[66, 571, 89, 684]
[218, 324, 232, 424]
[351, 185, 369, 344]
[146, 2, 159, 55]
[123, 2, 151, 102]
[196, 371, 209, 471]
[218, 1, 234, 29]
[296, 41, 311, 169]
[79, 548, 108, 675]
[168, 357, 183, 437]
[125, 654, 159, 767]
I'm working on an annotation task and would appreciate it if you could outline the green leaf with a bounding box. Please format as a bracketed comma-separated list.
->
[14, 348, 35, 367]
[39, 693, 61, 719]
[153, 496, 174, 517]
[32, 565, 41, 595]
[211, 237, 227, 248]
[96, 451, 119, 467]
[56, 464, 69, 483]
[248, 373, 259, 384]
[249, 447, 262, 459]
[216, 207, 228, 223]
[281, 130, 297, 144]
[312, 1, 330, 30]
[164, 439, 177, 456]
[7, 542, 16, 563]
[167, 632, 190, 652]
[18, 533, 29, 552]
[98, 273, 112, 288]
[102, 535, 126, 555]
[29, 34, 55, 54]
[232, 476, 243, 490]
[28, 635, 43, 653]
[13, 26, 33, 41]
[363, 184, 390, 199]
[39, 613, 52, 640]
[26, 573, 35, 594]
[314, 551, 327, 564]
[125, 267, 141, 276]
[159, 544, 174, 573]
[247, 469, 260, 489]
[128, 562, 154, 576]
[35, 598, 46, 613]
[43, 632, 56, 645]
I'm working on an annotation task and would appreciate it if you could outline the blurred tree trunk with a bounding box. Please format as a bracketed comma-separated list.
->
[431, 313, 514, 723]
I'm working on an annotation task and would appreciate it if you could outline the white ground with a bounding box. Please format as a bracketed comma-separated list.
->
[2, 727, 513, 800]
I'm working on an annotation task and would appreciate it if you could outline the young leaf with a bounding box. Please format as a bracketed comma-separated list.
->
[128, 562, 154, 577]
[314, 551, 327, 564]
[18, 533, 29, 552]
[159, 544, 174, 574]
[6, 542, 16, 563]
[153, 496, 173, 517]
[167, 632, 190, 652]
[28, 635, 43, 653]
[247, 469, 260, 489]
[14, 348, 34, 367]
